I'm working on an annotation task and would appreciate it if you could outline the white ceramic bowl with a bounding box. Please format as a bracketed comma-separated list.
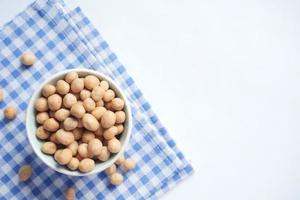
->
[26, 69, 132, 176]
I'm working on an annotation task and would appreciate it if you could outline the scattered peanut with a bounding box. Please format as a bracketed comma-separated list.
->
[20, 52, 35, 66]
[0, 89, 4, 102]
[4, 106, 17, 119]
[115, 154, 125, 165]
[109, 173, 123, 185]
[122, 159, 136, 171]
[18, 165, 32, 182]
[65, 187, 76, 200]
[105, 164, 116, 175]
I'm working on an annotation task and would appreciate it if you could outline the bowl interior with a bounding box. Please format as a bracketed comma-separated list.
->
[26, 69, 132, 176]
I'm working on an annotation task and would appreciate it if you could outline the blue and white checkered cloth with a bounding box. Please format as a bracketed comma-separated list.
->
[0, 0, 193, 199]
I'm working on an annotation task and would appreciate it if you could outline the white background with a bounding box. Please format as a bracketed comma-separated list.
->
[1, 0, 300, 199]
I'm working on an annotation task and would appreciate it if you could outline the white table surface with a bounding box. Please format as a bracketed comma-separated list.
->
[1, 0, 300, 199]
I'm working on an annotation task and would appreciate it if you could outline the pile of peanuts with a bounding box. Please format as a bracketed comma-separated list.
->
[35, 71, 127, 173]
[15, 53, 137, 199]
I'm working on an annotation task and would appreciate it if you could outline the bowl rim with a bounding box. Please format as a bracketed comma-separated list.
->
[26, 68, 132, 176]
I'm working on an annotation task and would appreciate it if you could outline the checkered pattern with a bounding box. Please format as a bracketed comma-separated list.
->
[0, 0, 193, 199]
